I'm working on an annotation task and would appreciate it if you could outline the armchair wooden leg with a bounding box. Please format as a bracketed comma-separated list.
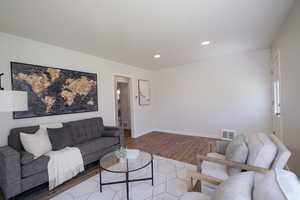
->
[194, 180, 202, 192]
[188, 177, 194, 192]
[198, 169, 202, 192]
[188, 176, 202, 192]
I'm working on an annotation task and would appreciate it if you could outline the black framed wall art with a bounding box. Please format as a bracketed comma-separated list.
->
[11, 62, 98, 119]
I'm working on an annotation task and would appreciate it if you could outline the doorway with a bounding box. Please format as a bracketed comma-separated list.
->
[114, 76, 132, 138]
[271, 48, 282, 140]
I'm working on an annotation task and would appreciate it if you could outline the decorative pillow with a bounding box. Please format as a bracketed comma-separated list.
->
[212, 172, 254, 200]
[20, 128, 52, 159]
[47, 127, 73, 151]
[225, 135, 249, 175]
[247, 133, 277, 169]
[253, 169, 300, 200]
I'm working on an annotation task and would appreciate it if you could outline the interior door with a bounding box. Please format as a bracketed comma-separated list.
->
[119, 82, 131, 129]
[114, 76, 131, 129]
[271, 49, 282, 139]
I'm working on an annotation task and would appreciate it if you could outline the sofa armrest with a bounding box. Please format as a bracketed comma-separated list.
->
[197, 155, 269, 174]
[103, 126, 124, 147]
[0, 146, 22, 199]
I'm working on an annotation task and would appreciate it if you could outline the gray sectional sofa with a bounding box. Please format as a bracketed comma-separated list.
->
[0, 117, 124, 200]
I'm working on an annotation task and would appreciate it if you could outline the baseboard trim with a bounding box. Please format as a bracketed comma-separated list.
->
[132, 129, 156, 138]
[132, 128, 222, 140]
[153, 129, 222, 140]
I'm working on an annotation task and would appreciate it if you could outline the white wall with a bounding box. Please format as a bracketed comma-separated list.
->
[0, 32, 155, 146]
[0, 32, 274, 149]
[154, 50, 272, 138]
[272, 0, 300, 176]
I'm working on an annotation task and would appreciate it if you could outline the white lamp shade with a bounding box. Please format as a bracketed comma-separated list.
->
[0, 90, 28, 112]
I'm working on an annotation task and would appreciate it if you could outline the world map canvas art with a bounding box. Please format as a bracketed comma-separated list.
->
[11, 62, 98, 119]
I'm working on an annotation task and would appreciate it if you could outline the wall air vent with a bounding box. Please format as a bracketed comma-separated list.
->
[221, 129, 236, 140]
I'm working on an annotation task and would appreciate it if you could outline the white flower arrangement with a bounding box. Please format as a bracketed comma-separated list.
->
[115, 147, 127, 159]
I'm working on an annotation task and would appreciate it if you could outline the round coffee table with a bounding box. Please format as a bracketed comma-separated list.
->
[99, 150, 154, 200]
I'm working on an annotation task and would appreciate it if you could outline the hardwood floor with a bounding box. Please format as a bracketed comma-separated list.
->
[1, 131, 217, 200]
[125, 131, 218, 165]
[124, 129, 132, 138]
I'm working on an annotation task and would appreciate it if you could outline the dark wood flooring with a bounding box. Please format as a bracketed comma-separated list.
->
[126, 131, 218, 165]
[124, 129, 132, 138]
[1, 131, 217, 200]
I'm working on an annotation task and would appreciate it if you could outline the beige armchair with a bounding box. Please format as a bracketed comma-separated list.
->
[181, 169, 300, 200]
[196, 133, 291, 194]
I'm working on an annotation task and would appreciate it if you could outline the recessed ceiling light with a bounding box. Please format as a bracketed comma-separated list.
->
[154, 54, 161, 58]
[201, 41, 210, 46]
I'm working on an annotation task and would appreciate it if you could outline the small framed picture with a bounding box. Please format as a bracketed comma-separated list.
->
[138, 80, 151, 105]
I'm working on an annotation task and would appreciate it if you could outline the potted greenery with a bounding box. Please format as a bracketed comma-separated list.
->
[115, 147, 127, 163]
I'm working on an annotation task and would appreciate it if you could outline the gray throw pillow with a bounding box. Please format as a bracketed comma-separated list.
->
[225, 135, 249, 175]
[212, 172, 254, 200]
[47, 127, 73, 151]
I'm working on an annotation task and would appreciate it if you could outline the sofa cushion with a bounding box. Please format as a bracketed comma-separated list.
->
[21, 171, 49, 193]
[47, 127, 73, 150]
[247, 133, 277, 169]
[203, 153, 228, 180]
[201, 153, 229, 191]
[8, 124, 62, 152]
[225, 135, 249, 175]
[21, 151, 34, 165]
[253, 169, 300, 200]
[9, 126, 39, 152]
[75, 137, 119, 157]
[64, 117, 104, 145]
[269, 134, 291, 170]
[82, 144, 120, 165]
[21, 155, 49, 178]
[212, 172, 254, 200]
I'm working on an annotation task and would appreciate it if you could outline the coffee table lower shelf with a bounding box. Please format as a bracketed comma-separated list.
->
[99, 156, 154, 200]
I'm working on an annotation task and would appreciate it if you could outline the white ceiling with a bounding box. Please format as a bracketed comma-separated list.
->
[0, 0, 294, 69]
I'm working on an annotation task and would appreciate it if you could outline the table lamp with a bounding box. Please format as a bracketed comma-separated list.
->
[0, 73, 28, 112]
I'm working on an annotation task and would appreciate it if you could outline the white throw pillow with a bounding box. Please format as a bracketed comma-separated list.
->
[253, 169, 300, 200]
[20, 128, 52, 159]
[211, 172, 254, 200]
[247, 133, 277, 169]
[225, 134, 249, 175]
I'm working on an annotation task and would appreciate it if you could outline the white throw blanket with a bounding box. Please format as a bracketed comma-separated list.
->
[46, 147, 84, 190]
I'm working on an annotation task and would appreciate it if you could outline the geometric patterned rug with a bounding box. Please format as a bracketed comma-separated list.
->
[51, 155, 198, 200]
